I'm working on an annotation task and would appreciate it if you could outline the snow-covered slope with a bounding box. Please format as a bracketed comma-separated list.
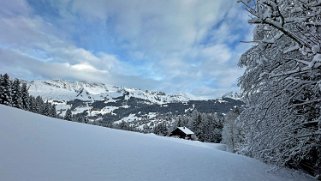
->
[0, 105, 313, 181]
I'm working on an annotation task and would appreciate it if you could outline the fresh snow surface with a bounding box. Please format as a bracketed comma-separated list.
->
[0, 105, 313, 181]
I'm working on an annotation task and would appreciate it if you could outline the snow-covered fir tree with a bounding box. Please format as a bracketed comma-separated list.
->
[21, 83, 30, 110]
[49, 104, 57, 118]
[28, 95, 37, 113]
[176, 117, 183, 127]
[153, 122, 168, 136]
[64, 108, 73, 121]
[12, 79, 23, 109]
[222, 107, 243, 152]
[35, 96, 44, 113]
[42, 100, 50, 116]
[192, 113, 203, 140]
[0, 74, 12, 106]
[201, 113, 223, 143]
[0, 75, 3, 104]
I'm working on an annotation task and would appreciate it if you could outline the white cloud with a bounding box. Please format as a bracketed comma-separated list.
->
[200, 44, 232, 64]
[70, 62, 106, 73]
[66, 0, 233, 54]
[0, 0, 252, 98]
[0, 0, 143, 86]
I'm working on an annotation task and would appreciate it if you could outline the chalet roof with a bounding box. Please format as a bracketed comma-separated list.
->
[177, 127, 194, 135]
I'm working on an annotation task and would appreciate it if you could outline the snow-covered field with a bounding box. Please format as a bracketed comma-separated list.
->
[0, 105, 313, 181]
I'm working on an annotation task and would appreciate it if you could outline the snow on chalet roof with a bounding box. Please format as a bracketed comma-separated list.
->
[177, 127, 194, 135]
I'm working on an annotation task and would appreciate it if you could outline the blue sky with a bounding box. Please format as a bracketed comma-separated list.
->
[0, 0, 252, 99]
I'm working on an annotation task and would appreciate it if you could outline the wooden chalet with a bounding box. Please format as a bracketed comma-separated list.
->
[170, 127, 196, 140]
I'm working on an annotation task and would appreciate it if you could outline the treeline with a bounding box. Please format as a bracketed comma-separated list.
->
[174, 110, 224, 143]
[0, 73, 56, 118]
[88, 109, 225, 143]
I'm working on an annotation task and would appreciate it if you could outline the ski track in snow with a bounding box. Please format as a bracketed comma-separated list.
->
[0, 105, 314, 181]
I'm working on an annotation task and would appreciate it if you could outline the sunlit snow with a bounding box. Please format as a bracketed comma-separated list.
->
[0, 105, 313, 181]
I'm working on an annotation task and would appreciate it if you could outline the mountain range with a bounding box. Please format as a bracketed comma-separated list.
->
[28, 80, 244, 129]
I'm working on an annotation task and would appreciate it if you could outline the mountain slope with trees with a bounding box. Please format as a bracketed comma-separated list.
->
[26, 79, 244, 140]
[0, 74, 56, 118]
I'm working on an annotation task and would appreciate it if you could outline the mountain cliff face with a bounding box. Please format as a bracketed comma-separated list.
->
[28, 80, 244, 129]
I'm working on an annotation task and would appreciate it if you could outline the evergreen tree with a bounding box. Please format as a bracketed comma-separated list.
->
[12, 79, 23, 108]
[153, 122, 168, 136]
[192, 113, 203, 141]
[42, 100, 50, 116]
[142, 124, 151, 133]
[222, 107, 242, 152]
[49, 104, 57, 118]
[0, 73, 12, 106]
[117, 121, 130, 130]
[84, 117, 89, 124]
[29, 95, 37, 113]
[21, 83, 30, 110]
[35, 96, 44, 113]
[64, 108, 72, 121]
[176, 117, 183, 127]
[0, 74, 3, 104]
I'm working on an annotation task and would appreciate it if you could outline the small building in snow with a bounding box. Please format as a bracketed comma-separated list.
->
[170, 127, 197, 140]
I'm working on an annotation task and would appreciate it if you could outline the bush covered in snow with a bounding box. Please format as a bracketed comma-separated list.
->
[237, 0, 321, 177]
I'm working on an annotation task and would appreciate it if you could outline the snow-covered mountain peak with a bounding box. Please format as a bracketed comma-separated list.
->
[222, 91, 242, 100]
[26, 79, 244, 129]
[28, 80, 190, 104]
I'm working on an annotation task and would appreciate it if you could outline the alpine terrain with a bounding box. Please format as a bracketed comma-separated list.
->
[27, 80, 244, 130]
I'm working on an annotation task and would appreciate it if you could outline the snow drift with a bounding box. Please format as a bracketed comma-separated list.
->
[0, 105, 313, 181]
